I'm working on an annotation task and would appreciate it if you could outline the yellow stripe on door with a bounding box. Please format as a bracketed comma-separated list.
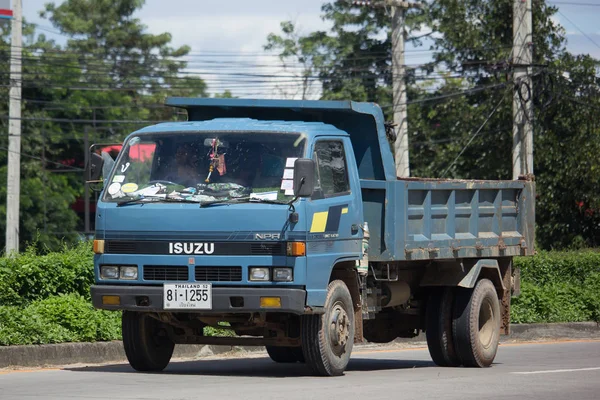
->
[341, 207, 348, 214]
[310, 211, 329, 233]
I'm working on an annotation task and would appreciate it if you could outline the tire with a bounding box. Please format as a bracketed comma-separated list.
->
[425, 287, 461, 367]
[291, 346, 305, 363]
[301, 280, 355, 376]
[452, 279, 501, 368]
[122, 311, 175, 372]
[265, 346, 304, 363]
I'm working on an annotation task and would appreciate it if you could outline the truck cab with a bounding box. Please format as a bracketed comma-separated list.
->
[90, 98, 534, 376]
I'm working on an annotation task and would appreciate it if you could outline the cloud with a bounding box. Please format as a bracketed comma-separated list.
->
[135, 2, 327, 99]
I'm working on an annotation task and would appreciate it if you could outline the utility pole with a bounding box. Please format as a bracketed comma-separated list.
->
[6, 0, 22, 253]
[392, 4, 409, 178]
[512, 0, 533, 180]
[84, 127, 90, 235]
[351, 1, 421, 178]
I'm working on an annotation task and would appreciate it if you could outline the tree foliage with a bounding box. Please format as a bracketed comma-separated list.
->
[0, 0, 207, 251]
[266, 0, 600, 249]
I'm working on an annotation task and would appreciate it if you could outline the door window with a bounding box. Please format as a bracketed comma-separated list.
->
[313, 140, 350, 198]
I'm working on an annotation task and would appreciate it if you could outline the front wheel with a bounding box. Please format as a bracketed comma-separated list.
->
[452, 279, 501, 368]
[122, 311, 175, 372]
[301, 280, 355, 376]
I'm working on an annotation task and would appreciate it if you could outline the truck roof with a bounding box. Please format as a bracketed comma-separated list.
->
[163, 97, 396, 181]
[133, 118, 348, 139]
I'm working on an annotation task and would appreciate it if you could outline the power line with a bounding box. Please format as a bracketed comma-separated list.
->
[440, 89, 511, 178]
[556, 10, 600, 51]
[379, 81, 510, 108]
[0, 145, 84, 172]
[548, 1, 600, 7]
[0, 115, 165, 125]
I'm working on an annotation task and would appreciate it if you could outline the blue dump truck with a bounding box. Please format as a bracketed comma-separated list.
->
[88, 98, 534, 376]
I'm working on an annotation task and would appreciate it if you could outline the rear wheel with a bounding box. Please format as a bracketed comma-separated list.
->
[301, 280, 355, 376]
[265, 346, 304, 363]
[122, 311, 174, 372]
[452, 279, 501, 368]
[426, 287, 461, 367]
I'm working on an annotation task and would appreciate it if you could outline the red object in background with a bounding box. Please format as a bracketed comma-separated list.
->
[72, 197, 96, 213]
[0, 9, 13, 18]
[104, 143, 156, 161]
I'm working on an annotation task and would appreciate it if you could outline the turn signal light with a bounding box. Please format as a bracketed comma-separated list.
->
[93, 239, 105, 254]
[260, 297, 281, 308]
[287, 242, 306, 256]
[102, 295, 120, 306]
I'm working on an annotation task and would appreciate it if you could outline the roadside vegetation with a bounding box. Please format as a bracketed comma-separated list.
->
[512, 251, 600, 323]
[0, 243, 598, 346]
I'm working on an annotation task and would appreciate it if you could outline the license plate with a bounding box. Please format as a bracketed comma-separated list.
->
[163, 283, 212, 310]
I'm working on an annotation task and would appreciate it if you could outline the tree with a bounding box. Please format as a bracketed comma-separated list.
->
[266, 0, 600, 249]
[0, 0, 209, 251]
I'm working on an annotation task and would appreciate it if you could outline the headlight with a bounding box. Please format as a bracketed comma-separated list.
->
[100, 266, 120, 280]
[100, 265, 138, 280]
[119, 266, 138, 280]
[273, 268, 293, 282]
[249, 267, 270, 281]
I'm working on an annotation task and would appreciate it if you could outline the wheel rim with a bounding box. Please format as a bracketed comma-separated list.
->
[478, 297, 495, 349]
[329, 301, 350, 357]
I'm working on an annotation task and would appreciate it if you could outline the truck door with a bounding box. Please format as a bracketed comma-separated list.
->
[304, 137, 363, 306]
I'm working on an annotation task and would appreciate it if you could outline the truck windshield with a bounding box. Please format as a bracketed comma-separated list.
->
[103, 131, 306, 203]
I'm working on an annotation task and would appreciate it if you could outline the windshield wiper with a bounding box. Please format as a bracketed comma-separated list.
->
[200, 197, 287, 208]
[117, 196, 200, 207]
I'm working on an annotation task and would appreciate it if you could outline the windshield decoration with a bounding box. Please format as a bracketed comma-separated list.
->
[112, 175, 125, 183]
[103, 131, 306, 205]
[122, 183, 139, 194]
[107, 182, 122, 198]
[205, 138, 226, 183]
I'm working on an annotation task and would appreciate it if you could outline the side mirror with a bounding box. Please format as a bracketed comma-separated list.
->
[88, 152, 104, 181]
[293, 158, 315, 198]
[86, 143, 122, 188]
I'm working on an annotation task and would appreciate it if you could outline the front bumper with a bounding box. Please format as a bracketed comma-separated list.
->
[91, 285, 307, 314]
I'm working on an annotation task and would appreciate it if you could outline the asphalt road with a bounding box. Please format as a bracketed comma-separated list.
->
[1, 340, 599, 400]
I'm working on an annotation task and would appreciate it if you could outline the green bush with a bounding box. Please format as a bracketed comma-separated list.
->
[513, 249, 600, 286]
[0, 294, 121, 345]
[0, 242, 94, 307]
[1, 244, 600, 346]
[511, 250, 600, 323]
[511, 281, 592, 323]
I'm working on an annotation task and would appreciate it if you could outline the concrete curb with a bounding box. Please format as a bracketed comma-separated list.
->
[505, 322, 600, 341]
[1, 322, 598, 369]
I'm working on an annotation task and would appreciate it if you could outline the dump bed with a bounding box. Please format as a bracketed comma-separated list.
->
[361, 178, 535, 262]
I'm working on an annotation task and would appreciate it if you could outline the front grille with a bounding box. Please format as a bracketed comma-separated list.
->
[106, 241, 136, 254]
[143, 266, 188, 281]
[195, 266, 242, 282]
[251, 242, 285, 255]
[105, 240, 286, 255]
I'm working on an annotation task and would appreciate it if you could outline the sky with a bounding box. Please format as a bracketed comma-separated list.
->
[18, 0, 600, 99]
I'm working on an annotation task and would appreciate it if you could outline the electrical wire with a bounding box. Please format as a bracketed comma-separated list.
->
[0, 145, 85, 172]
[0, 115, 165, 125]
[556, 10, 600, 51]
[547, 1, 600, 7]
[440, 89, 511, 178]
